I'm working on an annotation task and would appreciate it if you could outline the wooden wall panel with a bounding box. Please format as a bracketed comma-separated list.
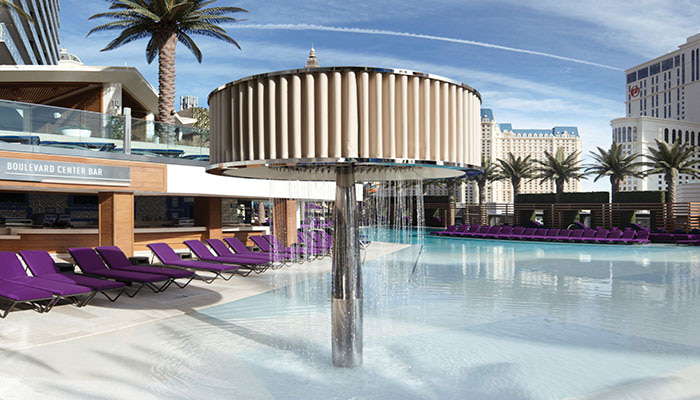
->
[134, 231, 205, 252]
[0, 234, 97, 253]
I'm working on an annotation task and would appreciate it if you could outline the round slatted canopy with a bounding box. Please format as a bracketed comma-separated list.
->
[206, 66, 483, 181]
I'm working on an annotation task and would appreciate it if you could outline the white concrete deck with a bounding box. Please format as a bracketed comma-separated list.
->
[0, 242, 409, 352]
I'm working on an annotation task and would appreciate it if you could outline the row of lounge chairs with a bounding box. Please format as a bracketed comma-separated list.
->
[433, 225, 649, 244]
[0, 233, 334, 319]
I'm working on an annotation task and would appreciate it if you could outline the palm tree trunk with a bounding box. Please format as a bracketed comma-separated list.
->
[610, 176, 619, 201]
[447, 182, 456, 227]
[478, 181, 487, 225]
[158, 31, 178, 124]
[512, 178, 520, 201]
[666, 173, 676, 204]
[666, 172, 676, 231]
[555, 179, 564, 203]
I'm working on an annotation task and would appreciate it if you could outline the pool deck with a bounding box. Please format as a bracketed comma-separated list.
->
[0, 242, 409, 352]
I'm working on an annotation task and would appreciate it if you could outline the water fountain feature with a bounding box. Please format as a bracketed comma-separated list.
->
[207, 66, 482, 367]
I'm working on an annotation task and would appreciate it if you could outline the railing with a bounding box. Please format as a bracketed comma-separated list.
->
[0, 99, 209, 160]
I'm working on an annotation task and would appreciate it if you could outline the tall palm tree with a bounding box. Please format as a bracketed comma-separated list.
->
[468, 159, 498, 224]
[0, 0, 32, 21]
[585, 143, 645, 199]
[643, 139, 700, 204]
[495, 153, 534, 202]
[535, 147, 584, 203]
[88, 0, 247, 124]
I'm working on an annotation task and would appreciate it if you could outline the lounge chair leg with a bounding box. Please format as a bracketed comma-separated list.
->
[147, 279, 173, 293]
[173, 275, 196, 288]
[0, 301, 17, 318]
[101, 288, 124, 302]
[76, 291, 97, 307]
[194, 273, 218, 284]
[124, 283, 146, 298]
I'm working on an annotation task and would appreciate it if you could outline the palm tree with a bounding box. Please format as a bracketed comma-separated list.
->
[643, 139, 700, 204]
[468, 159, 498, 224]
[585, 143, 645, 199]
[0, 0, 32, 21]
[535, 147, 584, 203]
[495, 153, 535, 201]
[88, 0, 247, 124]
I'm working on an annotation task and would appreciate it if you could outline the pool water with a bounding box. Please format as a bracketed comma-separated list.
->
[4, 230, 700, 399]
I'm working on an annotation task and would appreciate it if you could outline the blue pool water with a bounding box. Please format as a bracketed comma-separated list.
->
[5, 230, 700, 399]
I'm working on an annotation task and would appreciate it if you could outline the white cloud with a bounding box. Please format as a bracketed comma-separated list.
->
[501, 0, 700, 57]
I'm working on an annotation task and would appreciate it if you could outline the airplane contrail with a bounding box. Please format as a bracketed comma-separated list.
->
[229, 23, 622, 71]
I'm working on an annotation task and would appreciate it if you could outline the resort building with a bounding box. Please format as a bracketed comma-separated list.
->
[0, 0, 61, 65]
[463, 108, 582, 203]
[611, 33, 700, 201]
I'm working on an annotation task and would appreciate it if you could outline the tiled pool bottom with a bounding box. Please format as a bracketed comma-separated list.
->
[2, 235, 700, 399]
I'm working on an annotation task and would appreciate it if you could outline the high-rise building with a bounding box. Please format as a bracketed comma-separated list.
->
[611, 33, 700, 200]
[465, 108, 582, 203]
[0, 0, 60, 65]
[180, 95, 198, 110]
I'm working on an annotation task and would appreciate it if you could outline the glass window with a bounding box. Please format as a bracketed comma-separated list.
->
[675, 55, 681, 66]
[650, 63, 661, 75]
[637, 67, 649, 79]
[665, 128, 669, 142]
[662, 58, 673, 71]
[626, 72, 637, 84]
[683, 53, 686, 84]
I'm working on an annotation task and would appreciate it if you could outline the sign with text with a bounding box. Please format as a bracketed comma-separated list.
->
[0, 158, 130, 186]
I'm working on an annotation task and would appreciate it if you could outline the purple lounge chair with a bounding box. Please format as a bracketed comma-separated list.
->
[183, 240, 263, 275]
[554, 229, 572, 241]
[0, 280, 56, 318]
[515, 228, 537, 240]
[565, 230, 585, 242]
[250, 236, 299, 259]
[614, 230, 636, 244]
[599, 230, 623, 244]
[631, 230, 650, 244]
[463, 226, 491, 237]
[147, 243, 241, 282]
[449, 225, 470, 236]
[499, 226, 525, 239]
[264, 235, 324, 257]
[69, 247, 172, 297]
[95, 246, 196, 288]
[473, 226, 502, 238]
[491, 226, 513, 238]
[542, 229, 561, 240]
[0, 252, 95, 307]
[296, 231, 329, 258]
[569, 229, 596, 242]
[584, 229, 609, 243]
[531, 228, 549, 240]
[210, 238, 287, 267]
[432, 225, 457, 236]
[19, 250, 126, 302]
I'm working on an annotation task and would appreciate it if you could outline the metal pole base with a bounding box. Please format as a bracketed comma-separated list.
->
[332, 164, 363, 368]
[332, 298, 363, 367]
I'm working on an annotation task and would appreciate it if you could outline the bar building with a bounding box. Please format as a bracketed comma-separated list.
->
[611, 33, 700, 200]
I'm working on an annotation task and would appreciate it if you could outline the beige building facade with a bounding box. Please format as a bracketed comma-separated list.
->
[465, 108, 582, 204]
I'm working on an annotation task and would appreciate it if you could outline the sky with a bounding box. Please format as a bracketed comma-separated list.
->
[58, 0, 700, 191]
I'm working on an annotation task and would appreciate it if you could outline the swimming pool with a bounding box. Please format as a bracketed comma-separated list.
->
[3, 231, 700, 399]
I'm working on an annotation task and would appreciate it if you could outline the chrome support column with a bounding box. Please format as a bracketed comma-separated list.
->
[332, 164, 362, 367]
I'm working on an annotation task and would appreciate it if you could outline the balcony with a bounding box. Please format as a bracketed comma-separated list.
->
[0, 99, 209, 163]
